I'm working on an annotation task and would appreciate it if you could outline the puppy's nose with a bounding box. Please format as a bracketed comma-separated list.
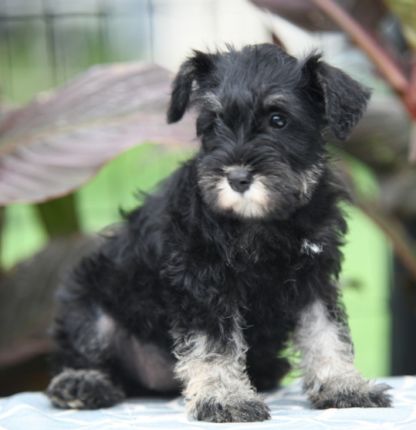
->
[227, 169, 252, 193]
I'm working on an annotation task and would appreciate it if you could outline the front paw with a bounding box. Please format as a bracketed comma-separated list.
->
[192, 397, 271, 423]
[310, 382, 392, 409]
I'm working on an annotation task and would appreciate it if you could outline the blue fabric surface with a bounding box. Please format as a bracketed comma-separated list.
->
[1, 377, 415, 429]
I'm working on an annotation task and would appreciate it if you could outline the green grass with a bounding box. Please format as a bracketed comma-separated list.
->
[2, 143, 391, 380]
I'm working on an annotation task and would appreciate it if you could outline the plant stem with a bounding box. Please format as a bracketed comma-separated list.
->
[358, 201, 416, 283]
[0, 207, 4, 276]
[309, 0, 416, 118]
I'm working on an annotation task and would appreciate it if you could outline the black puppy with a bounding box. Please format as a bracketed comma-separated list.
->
[46, 44, 391, 422]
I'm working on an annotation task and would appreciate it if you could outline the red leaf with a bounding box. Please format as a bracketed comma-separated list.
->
[0, 63, 196, 205]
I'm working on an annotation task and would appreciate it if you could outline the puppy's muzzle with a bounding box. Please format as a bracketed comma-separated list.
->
[227, 169, 253, 193]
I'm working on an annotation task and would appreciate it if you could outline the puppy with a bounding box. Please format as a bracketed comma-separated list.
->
[46, 44, 391, 422]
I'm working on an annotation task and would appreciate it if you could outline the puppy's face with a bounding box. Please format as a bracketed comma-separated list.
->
[168, 45, 370, 220]
[194, 53, 325, 220]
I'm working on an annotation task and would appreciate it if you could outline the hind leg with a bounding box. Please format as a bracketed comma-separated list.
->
[46, 282, 126, 409]
[46, 368, 125, 409]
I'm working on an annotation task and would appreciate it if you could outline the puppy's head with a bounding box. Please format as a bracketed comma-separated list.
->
[168, 44, 370, 220]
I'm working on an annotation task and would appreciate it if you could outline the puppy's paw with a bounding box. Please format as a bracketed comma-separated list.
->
[46, 368, 125, 409]
[193, 397, 271, 423]
[310, 382, 392, 409]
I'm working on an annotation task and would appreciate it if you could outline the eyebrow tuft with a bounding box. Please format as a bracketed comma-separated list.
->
[263, 94, 288, 109]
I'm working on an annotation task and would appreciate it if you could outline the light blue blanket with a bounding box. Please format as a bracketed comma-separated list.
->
[1, 377, 415, 429]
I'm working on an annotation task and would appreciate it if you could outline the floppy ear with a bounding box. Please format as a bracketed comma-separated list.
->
[167, 50, 218, 124]
[303, 54, 371, 140]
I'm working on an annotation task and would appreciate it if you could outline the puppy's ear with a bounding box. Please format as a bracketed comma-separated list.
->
[303, 54, 371, 140]
[167, 50, 218, 124]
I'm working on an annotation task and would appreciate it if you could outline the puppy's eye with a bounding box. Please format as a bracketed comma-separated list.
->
[270, 114, 287, 129]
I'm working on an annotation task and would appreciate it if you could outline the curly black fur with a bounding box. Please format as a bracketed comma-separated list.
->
[46, 44, 391, 422]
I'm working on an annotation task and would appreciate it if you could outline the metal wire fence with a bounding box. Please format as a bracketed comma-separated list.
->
[0, 0, 154, 103]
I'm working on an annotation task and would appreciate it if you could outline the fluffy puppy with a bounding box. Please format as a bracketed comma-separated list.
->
[46, 44, 391, 422]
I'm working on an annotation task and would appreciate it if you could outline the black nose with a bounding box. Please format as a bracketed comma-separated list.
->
[227, 169, 253, 193]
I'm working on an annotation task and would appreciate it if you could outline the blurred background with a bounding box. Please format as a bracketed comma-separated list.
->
[0, 0, 415, 396]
